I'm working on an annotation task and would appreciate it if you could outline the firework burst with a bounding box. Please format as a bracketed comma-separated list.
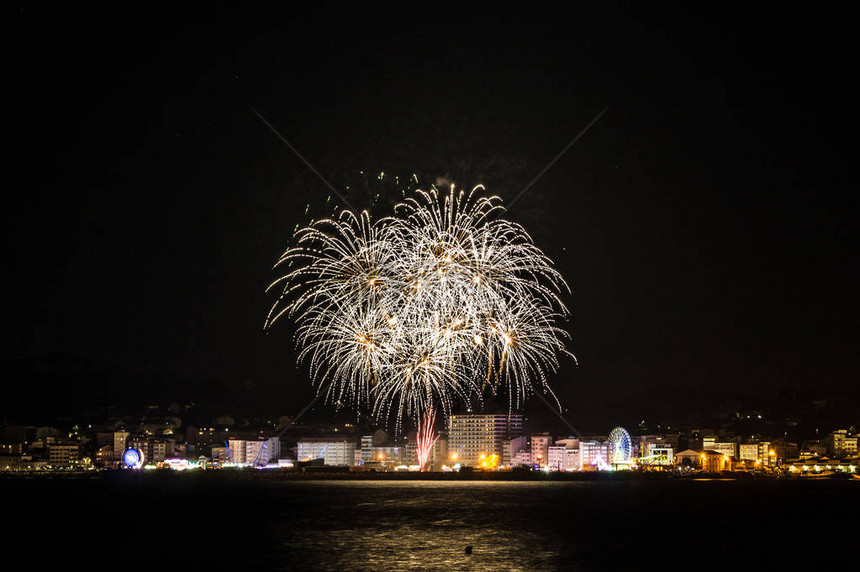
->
[266, 184, 573, 433]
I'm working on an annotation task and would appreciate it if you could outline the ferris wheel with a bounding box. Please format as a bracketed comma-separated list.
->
[609, 427, 632, 465]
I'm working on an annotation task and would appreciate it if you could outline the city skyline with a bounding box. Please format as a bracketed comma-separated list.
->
[4, 407, 857, 473]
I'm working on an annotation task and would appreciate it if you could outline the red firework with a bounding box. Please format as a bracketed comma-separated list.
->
[416, 409, 440, 471]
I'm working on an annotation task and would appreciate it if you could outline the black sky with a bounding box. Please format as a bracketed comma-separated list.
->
[3, 4, 857, 429]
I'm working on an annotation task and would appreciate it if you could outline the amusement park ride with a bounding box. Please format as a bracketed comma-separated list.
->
[606, 426, 667, 470]
[608, 426, 633, 469]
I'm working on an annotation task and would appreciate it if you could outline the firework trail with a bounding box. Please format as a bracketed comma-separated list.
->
[266, 184, 573, 433]
[416, 408, 441, 470]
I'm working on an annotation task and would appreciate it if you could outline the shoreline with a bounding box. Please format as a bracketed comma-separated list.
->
[0, 468, 788, 482]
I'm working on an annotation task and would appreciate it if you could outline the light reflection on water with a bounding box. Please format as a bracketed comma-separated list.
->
[8, 475, 857, 571]
[254, 479, 859, 571]
[275, 482, 579, 571]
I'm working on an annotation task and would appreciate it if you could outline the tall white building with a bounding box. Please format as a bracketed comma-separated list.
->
[227, 438, 281, 465]
[530, 434, 552, 468]
[297, 439, 356, 466]
[265, 437, 281, 463]
[227, 439, 248, 464]
[448, 414, 523, 467]
[360, 435, 374, 463]
[245, 441, 267, 465]
[739, 442, 771, 464]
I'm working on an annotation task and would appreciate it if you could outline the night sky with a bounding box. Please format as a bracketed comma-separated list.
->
[4, 5, 857, 430]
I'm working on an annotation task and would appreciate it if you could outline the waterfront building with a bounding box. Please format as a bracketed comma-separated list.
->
[739, 442, 772, 465]
[674, 449, 701, 467]
[772, 440, 799, 463]
[403, 439, 448, 469]
[211, 446, 230, 463]
[782, 457, 859, 474]
[760, 442, 774, 466]
[128, 435, 152, 465]
[739, 444, 758, 463]
[547, 438, 580, 471]
[358, 431, 391, 464]
[711, 442, 737, 461]
[113, 431, 130, 460]
[360, 435, 374, 463]
[511, 447, 531, 467]
[173, 442, 197, 459]
[428, 438, 448, 470]
[265, 437, 281, 463]
[502, 435, 528, 467]
[530, 434, 552, 468]
[1, 454, 23, 471]
[241, 438, 280, 465]
[151, 440, 171, 463]
[448, 414, 523, 467]
[798, 440, 826, 459]
[565, 448, 582, 471]
[245, 441, 266, 465]
[405, 442, 418, 465]
[48, 443, 80, 468]
[297, 439, 357, 466]
[223, 438, 280, 465]
[227, 439, 248, 463]
[827, 430, 858, 456]
[370, 445, 406, 466]
[95, 444, 114, 467]
[701, 450, 730, 472]
[547, 445, 566, 471]
[579, 440, 610, 470]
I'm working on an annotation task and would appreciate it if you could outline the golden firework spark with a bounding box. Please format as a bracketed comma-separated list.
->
[266, 184, 574, 432]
